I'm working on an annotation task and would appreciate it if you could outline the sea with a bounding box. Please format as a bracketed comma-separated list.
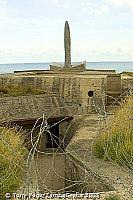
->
[0, 61, 133, 74]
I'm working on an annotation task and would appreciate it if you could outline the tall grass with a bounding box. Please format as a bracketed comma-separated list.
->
[93, 95, 133, 170]
[0, 84, 45, 97]
[0, 126, 27, 199]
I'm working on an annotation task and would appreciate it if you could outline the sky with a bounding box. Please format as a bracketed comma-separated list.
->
[0, 0, 133, 63]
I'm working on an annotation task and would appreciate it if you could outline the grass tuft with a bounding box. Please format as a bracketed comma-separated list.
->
[93, 95, 133, 170]
[122, 71, 133, 77]
[0, 126, 27, 199]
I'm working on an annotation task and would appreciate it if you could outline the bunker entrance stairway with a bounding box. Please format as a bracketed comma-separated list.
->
[6, 116, 114, 193]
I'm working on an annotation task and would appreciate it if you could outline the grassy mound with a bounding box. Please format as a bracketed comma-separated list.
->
[0, 84, 45, 97]
[93, 95, 133, 170]
[0, 126, 27, 199]
[122, 71, 133, 77]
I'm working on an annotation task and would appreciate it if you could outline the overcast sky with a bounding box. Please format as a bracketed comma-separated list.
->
[0, 0, 133, 63]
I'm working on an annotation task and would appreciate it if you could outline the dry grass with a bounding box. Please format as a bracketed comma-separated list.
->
[93, 95, 133, 170]
[0, 84, 45, 97]
[122, 71, 133, 77]
[0, 126, 27, 199]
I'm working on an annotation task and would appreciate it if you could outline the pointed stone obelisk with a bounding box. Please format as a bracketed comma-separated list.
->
[50, 21, 86, 71]
[64, 21, 71, 68]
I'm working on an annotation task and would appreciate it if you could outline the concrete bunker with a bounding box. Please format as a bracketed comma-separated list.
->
[5, 116, 114, 193]
[0, 92, 116, 193]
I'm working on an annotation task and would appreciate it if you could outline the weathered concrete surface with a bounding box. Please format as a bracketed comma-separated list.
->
[50, 61, 86, 71]
[25, 151, 113, 194]
[0, 71, 122, 121]
[0, 94, 75, 123]
[35, 153, 66, 192]
[85, 69, 116, 74]
[107, 74, 121, 105]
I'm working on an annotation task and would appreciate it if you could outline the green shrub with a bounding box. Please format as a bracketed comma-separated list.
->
[0, 126, 27, 199]
[93, 95, 133, 169]
[104, 195, 120, 200]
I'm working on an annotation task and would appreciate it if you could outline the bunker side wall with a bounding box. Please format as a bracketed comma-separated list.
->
[35, 153, 66, 192]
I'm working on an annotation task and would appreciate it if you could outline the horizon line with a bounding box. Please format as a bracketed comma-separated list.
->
[1, 60, 133, 65]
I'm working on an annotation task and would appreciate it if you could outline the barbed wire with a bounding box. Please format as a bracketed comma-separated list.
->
[23, 83, 132, 191]
[0, 84, 133, 197]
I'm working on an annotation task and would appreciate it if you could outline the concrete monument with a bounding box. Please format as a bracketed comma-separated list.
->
[50, 21, 86, 71]
[64, 21, 71, 68]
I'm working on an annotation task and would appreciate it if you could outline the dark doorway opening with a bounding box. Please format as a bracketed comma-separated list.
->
[6, 118, 61, 150]
[46, 123, 59, 148]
